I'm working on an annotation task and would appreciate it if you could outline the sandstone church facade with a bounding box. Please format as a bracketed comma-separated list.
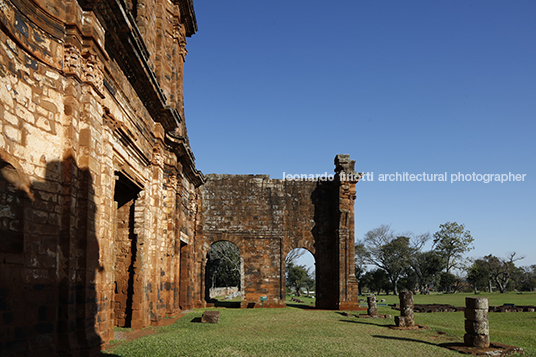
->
[0, 0, 361, 355]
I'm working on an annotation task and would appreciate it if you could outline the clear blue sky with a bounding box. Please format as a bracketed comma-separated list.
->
[183, 1, 536, 270]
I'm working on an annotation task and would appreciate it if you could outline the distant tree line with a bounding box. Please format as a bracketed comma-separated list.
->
[356, 222, 535, 294]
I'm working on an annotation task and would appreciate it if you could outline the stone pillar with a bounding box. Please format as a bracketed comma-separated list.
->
[464, 297, 490, 348]
[367, 296, 378, 316]
[395, 291, 415, 327]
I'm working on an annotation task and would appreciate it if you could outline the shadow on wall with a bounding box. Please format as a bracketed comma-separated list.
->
[0, 154, 103, 356]
[311, 179, 338, 310]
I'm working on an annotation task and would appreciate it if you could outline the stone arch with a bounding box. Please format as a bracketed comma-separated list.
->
[0, 151, 34, 201]
[197, 155, 362, 310]
[204, 239, 244, 305]
[284, 247, 316, 298]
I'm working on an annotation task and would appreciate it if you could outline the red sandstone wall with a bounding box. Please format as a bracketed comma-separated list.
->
[0, 0, 202, 355]
[197, 164, 360, 310]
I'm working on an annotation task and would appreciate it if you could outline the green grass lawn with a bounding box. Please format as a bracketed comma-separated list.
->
[102, 292, 536, 357]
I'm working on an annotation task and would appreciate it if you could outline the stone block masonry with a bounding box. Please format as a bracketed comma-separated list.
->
[395, 291, 415, 327]
[0, 0, 363, 355]
[367, 296, 378, 316]
[201, 311, 220, 324]
[464, 297, 490, 348]
[198, 154, 362, 311]
[0, 0, 202, 355]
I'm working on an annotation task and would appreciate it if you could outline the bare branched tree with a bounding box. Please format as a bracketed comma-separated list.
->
[285, 248, 306, 265]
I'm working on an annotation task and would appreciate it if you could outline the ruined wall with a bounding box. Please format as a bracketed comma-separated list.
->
[197, 155, 361, 310]
[0, 0, 364, 354]
[0, 0, 202, 355]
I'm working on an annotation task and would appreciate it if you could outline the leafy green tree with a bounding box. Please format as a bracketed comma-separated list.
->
[361, 269, 391, 295]
[517, 265, 536, 292]
[361, 225, 413, 295]
[433, 222, 474, 274]
[466, 259, 491, 294]
[409, 250, 444, 294]
[303, 274, 316, 297]
[355, 241, 367, 295]
[286, 262, 309, 296]
[438, 272, 458, 292]
[206, 241, 241, 288]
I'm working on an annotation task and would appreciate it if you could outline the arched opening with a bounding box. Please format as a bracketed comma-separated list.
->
[285, 248, 316, 308]
[205, 241, 243, 308]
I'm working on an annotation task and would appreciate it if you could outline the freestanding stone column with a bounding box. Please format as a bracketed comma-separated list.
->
[367, 296, 378, 316]
[464, 297, 490, 348]
[395, 291, 415, 327]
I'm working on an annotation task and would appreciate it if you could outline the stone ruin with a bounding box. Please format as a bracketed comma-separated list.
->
[351, 295, 391, 319]
[367, 296, 378, 316]
[464, 297, 490, 348]
[395, 291, 415, 327]
[201, 311, 220, 324]
[0, 0, 363, 355]
[388, 291, 427, 330]
[440, 296, 524, 355]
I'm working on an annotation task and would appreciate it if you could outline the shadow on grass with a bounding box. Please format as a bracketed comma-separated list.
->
[213, 300, 241, 308]
[372, 335, 438, 347]
[339, 319, 390, 327]
[191, 317, 202, 323]
[286, 302, 317, 309]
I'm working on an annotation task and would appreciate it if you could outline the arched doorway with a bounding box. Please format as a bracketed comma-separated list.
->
[285, 248, 316, 307]
[205, 241, 244, 307]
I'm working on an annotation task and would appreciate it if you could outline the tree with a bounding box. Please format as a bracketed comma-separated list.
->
[355, 241, 368, 295]
[303, 274, 316, 297]
[361, 269, 391, 295]
[482, 253, 524, 293]
[361, 225, 413, 295]
[410, 250, 444, 294]
[433, 222, 474, 274]
[286, 248, 306, 265]
[517, 265, 536, 292]
[286, 262, 309, 296]
[206, 241, 241, 288]
[438, 272, 458, 292]
[466, 259, 491, 294]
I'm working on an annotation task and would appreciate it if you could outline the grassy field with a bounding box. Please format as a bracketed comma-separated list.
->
[103, 292, 536, 357]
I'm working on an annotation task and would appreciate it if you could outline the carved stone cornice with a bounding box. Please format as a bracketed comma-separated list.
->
[166, 131, 204, 187]
[78, 0, 196, 131]
[174, 0, 197, 36]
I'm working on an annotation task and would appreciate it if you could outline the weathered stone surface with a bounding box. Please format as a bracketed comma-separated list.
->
[464, 333, 491, 348]
[395, 316, 415, 327]
[399, 291, 413, 306]
[464, 297, 490, 348]
[0, 0, 363, 356]
[198, 156, 361, 311]
[395, 291, 416, 328]
[367, 296, 378, 316]
[465, 320, 490, 335]
[201, 311, 220, 324]
[466, 297, 489, 310]
[465, 308, 488, 321]
[0, 0, 201, 355]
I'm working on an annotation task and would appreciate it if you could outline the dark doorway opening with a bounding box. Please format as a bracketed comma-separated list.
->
[113, 172, 141, 327]
[179, 240, 190, 310]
